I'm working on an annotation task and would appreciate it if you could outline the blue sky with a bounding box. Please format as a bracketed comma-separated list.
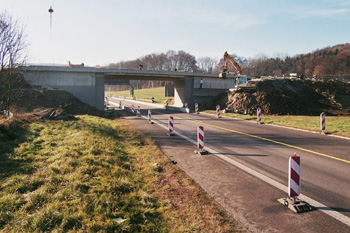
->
[1, 0, 350, 66]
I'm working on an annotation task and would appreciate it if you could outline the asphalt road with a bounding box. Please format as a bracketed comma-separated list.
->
[108, 97, 350, 232]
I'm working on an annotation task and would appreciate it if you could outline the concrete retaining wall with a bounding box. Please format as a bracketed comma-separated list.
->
[22, 70, 105, 110]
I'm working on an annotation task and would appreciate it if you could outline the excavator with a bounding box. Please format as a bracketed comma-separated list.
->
[219, 51, 242, 78]
[219, 51, 256, 90]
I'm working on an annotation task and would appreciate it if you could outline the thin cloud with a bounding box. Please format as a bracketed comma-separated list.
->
[180, 8, 265, 32]
[308, 8, 350, 17]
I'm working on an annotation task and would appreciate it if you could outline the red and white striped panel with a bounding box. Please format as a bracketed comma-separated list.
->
[288, 153, 301, 198]
[216, 105, 220, 118]
[195, 103, 198, 114]
[320, 112, 325, 131]
[131, 105, 134, 113]
[197, 125, 205, 150]
[148, 109, 151, 123]
[257, 108, 261, 122]
[137, 106, 140, 116]
[168, 116, 174, 134]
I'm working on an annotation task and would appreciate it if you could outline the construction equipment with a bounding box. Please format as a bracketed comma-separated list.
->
[219, 51, 243, 78]
[219, 51, 257, 90]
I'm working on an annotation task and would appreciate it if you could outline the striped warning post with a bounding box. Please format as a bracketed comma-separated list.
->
[131, 105, 135, 113]
[216, 105, 220, 118]
[195, 103, 199, 114]
[197, 125, 205, 151]
[137, 106, 141, 116]
[320, 112, 325, 133]
[288, 153, 301, 199]
[168, 116, 175, 136]
[148, 109, 152, 124]
[257, 107, 262, 123]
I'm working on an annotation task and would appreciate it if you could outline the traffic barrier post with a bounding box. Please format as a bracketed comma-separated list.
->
[195, 103, 199, 114]
[216, 105, 221, 118]
[137, 106, 141, 116]
[148, 109, 153, 124]
[278, 153, 312, 213]
[167, 116, 175, 136]
[257, 107, 262, 124]
[289, 153, 301, 199]
[320, 112, 326, 134]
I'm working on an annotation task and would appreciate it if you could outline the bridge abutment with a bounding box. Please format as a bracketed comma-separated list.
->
[22, 67, 105, 110]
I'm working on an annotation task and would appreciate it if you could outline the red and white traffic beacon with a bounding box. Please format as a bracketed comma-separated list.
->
[195, 125, 209, 155]
[278, 153, 312, 213]
[167, 116, 176, 136]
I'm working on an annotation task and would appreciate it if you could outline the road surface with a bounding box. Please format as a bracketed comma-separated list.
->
[108, 97, 350, 232]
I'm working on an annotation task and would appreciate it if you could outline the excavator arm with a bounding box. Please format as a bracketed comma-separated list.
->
[219, 51, 242, 78]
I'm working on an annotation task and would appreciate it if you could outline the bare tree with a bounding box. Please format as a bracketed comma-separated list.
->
[197, 56, 217, 73]
[0, 11, 28, 113]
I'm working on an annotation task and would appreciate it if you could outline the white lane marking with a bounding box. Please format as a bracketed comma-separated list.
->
[146, 116, 350, 227]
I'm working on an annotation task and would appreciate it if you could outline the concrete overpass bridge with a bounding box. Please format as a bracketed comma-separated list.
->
[20, 65, 237, 110]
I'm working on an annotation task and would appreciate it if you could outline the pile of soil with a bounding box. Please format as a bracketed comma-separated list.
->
[202, 79, 350, 116]
[9, 88, 102, 120]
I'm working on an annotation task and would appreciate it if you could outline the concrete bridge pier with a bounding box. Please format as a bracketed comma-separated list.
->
[174, 78, 194, 108]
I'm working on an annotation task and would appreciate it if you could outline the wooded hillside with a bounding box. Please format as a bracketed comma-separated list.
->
[242, 43, 350, 79]
[105, 44, 350, 91]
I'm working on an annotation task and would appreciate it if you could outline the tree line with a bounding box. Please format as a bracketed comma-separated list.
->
[106, 45, 350, 91]
[108, 44, 350, 79]
[243, 44, 350, 79]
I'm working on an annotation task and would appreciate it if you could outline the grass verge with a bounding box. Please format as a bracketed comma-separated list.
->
[0, 115, 238, 232]
[106, 87, 170, 103]
[205, 110, 350, 137]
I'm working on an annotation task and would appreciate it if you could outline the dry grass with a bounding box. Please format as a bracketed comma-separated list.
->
[205, 110, 350, 137]
[0, 115, 238, 232]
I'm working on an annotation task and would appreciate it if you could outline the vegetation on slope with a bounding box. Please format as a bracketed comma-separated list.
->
[0, 116, 237, 232]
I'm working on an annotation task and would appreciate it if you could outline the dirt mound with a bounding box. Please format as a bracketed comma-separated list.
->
[203, 79, 350, 116]
[9, 88, 102, 119]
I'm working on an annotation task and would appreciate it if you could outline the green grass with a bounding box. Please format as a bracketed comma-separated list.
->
[106, 87, 170, 103]
[0, 116, 237, 232]
[205, 110, 350, 137]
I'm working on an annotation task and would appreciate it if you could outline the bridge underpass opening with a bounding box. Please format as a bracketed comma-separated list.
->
[104, 79, 174, 98]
